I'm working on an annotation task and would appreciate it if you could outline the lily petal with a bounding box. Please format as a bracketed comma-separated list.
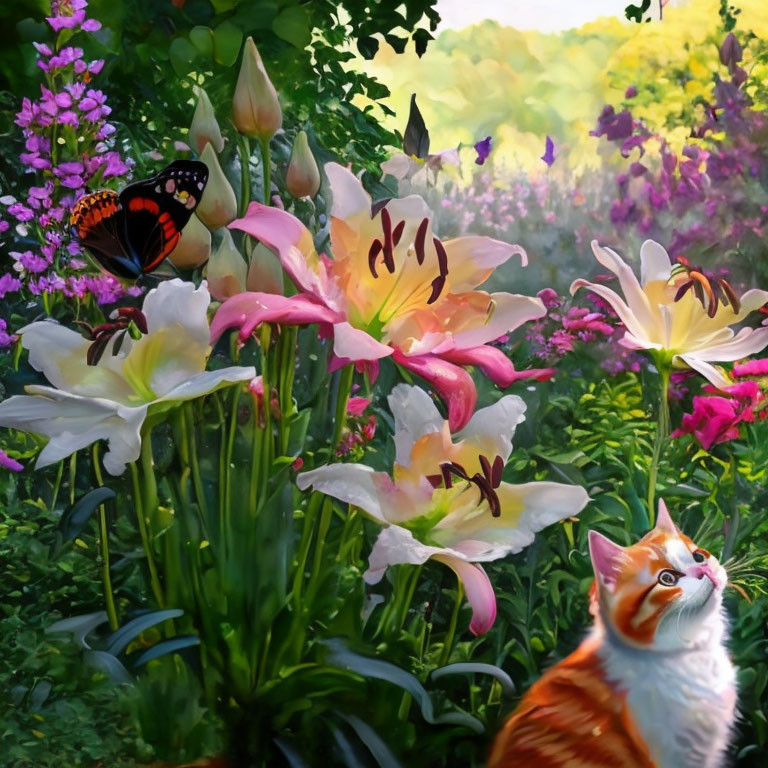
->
[434, 481, 590, 557]
[325, 162, 371, 220]
[433, 555, 497, 635]
[0, 388, 146, 476]
[364, 525, 497, 634]
[158, 366, 256, 404]
[443, 236, 528, 292]
[142, 279, 211, 351]
[19, 321, 134, 400]
[640, 239, 672, 285]
[677, 355, 730, 389]
[297, 463, 392, 525]
[210, 292, 341, 343]
[440, 345, 555, 388]
[333, 322, 394, 362]
[570, 279, 650, 343]
[685, 326, 768, 361]
[589, 240, 657, 331]
[392, 349, 476, 431]
[229, 202, 342, 309]
[456, 394, 526, 463]
[387, 383, 445, 465]
[443, 293, 546, 351]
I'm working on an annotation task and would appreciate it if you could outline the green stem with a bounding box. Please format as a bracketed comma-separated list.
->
[68, 451, 78, 505]
[259, 136, 272, 205]
[130, 461, 165, 608]
[259, 324, 272, 505]
[238, 135, 251, 217]
[647, 364, 671, 525]
[331, 364, 355, 452]
[184, 404, 209, 524]
[439, 580, 464, 667]
[92, 444, 118, 631]
[50, 461, 64, 514]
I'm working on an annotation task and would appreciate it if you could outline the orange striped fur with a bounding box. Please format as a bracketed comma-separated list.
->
[488, 635, 655, 768]
[489, 501, 734, 768]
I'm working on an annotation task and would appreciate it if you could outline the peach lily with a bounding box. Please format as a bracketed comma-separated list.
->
[297, 385, 590, 634]
[571, 240, 768, 387]
[211, 163, 550, 430]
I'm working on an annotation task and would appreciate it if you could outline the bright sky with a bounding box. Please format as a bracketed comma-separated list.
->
[435, 0, 662, 32]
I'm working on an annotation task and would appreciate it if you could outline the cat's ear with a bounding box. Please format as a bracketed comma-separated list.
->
[654, 498, 678, 536]
[588, 530, 625, 591]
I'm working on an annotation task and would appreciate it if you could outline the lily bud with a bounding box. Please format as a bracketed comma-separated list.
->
[286, 130, 321, 198]
[246, 242, 284, 295]
[197, 143, 237, 230]
[206, 228, 247, 300]
[232, 37, 282, 140]
[168, 213, 211, 270]
[189, 85, 224, 155]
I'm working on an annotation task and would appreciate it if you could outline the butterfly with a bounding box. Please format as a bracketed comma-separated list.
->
[71, 160, 209, 279]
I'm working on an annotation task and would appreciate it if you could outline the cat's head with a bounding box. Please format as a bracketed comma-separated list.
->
[588, 500, 727, 651]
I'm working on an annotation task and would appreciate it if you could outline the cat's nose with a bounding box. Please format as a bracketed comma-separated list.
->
[689, 563, 718, 587]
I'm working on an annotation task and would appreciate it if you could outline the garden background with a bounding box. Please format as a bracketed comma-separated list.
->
[2, 0, 768, 766]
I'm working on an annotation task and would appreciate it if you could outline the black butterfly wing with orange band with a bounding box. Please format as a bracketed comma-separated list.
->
[119, 160, 208, 274]
[71, 160, 209, 279]
[71, 189, 139, 279]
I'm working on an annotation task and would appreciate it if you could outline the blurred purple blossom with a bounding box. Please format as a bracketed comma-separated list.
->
[474, 136, 492, 165]
[541, 136, 555, 167]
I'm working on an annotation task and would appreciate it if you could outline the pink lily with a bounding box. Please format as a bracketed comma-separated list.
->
[297, 385, 590, 634]
[211, 163, 547, 430]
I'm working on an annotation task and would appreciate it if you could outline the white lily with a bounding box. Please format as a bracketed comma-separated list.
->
[297, 384, 589, 634]
[0, 280, 255, 475]
[571, 240, 768, 387]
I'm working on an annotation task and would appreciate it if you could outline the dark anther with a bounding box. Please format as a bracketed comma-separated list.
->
[415, 218, 429, 265]
[82, 308, 149, 366]
[433, 237, 449, 277]
[427, 275, 446, 305]
[438, 460, 502, 517]
[673, 258, 738, 317]
[392, 219, 405, 247]
[368, 239, 383, 278]
[380, 207, 396, 274]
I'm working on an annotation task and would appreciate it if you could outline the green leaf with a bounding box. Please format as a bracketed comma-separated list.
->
[322, 639, 484, 733]
[357, 36, 379, 59]
[189, 26, 214, 59]
[106, 609, 184, 656]
[132, 635, 200, 667]
[412, 28, 433, 58]
[213, 20, 243, 67]
[59, 487, 115, 542]
[272, 6, 311, 50]
[430, 663, 516, 698]
[45, 611, 109, 649]
[83, 650, 133, 685]
[337, 713, 403, 768]
[169, 36, 199, 78]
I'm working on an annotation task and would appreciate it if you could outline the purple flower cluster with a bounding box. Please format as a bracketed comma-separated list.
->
[0, 0, 137, 344]
[525, 287, 642, 375]
[592, 28, 768, 261]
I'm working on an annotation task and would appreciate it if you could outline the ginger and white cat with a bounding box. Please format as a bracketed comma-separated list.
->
[489, 500, 736, 768]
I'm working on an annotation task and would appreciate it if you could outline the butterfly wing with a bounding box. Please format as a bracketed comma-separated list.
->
[119, 160, 209, 274]
[70, 190, 142, 279]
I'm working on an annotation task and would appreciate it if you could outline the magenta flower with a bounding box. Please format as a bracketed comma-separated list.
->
[0, 449, 24, 472]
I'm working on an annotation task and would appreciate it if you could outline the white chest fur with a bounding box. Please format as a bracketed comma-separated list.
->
[597, 622, 737, 768]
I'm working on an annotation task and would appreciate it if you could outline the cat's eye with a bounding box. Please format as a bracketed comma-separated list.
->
[658, 569, 681, 587]
[693, 549, 707, 563]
